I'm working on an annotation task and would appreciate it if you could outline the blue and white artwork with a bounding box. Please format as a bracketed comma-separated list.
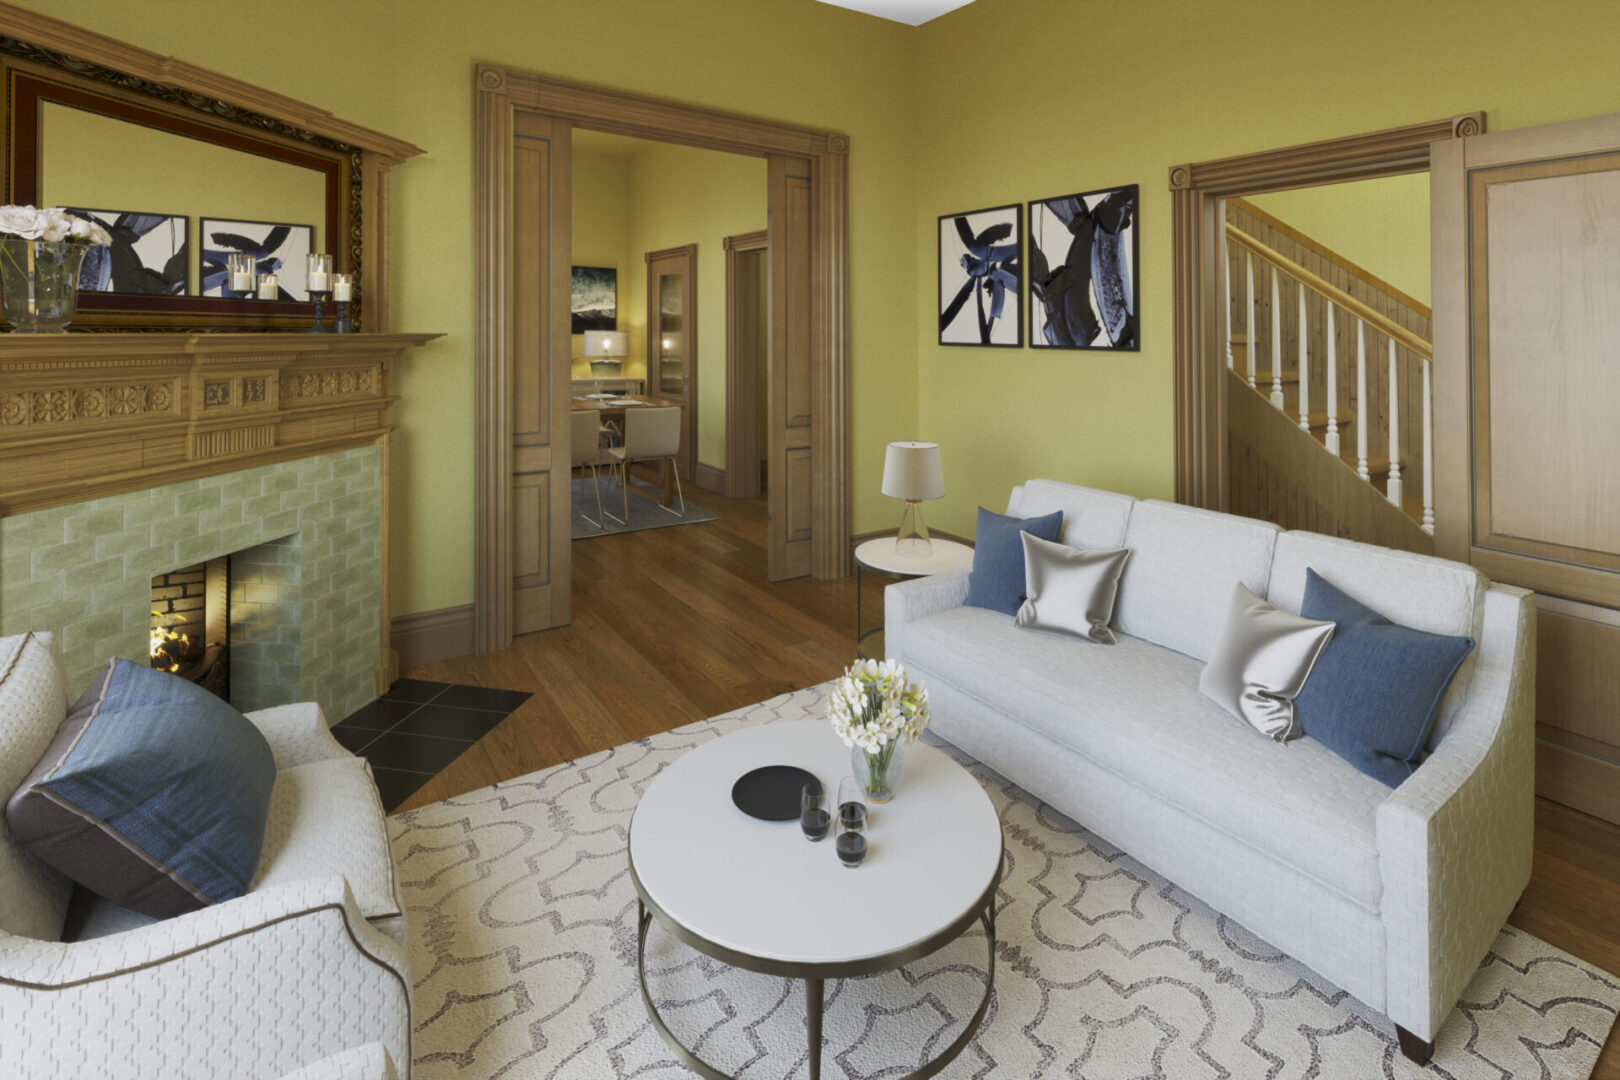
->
[1029, 184, 1138, 350]
[67, 209, 188, 296]
[938, 204, 1021, 347]
[200, 218, 314, 300]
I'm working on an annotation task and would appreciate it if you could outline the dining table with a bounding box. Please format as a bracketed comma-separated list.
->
[572, 393, 682, 507]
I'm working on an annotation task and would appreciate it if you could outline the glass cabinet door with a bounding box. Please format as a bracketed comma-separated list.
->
[657, 272, 685, 394]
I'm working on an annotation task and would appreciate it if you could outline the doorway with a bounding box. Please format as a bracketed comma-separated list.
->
[725, 230, 768, 499]
[472, 66, 851, 653]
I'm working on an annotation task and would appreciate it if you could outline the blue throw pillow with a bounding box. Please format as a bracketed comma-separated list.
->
[4, 658, 277, 918]
[964, 506, 1064, 615]
[1294, 569, 1474, 787]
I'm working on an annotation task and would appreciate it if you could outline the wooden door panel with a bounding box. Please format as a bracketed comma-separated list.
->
[767, 154, 812, 581]
[646, 244, 697, 480]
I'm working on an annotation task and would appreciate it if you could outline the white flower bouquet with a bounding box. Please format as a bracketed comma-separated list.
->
[828, 658, 929, 802]
[0, 205, 112, 246]
[0, 205, 112, 332]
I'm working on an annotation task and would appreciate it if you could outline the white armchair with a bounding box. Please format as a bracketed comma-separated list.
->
[0, 632, 411, 1079]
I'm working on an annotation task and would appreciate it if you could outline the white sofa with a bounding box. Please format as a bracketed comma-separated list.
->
[0, 631, 411, 1080]
[886, 480, 1535, 1063]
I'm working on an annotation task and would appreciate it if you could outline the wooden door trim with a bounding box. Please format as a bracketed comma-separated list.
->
[474, 66, 850, 652]
[725, 230, 769, 499]
[1168, 112, 1483, 509]
[646, 243, 698, 480]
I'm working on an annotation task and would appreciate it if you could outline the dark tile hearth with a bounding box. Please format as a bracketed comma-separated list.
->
[333, 680, 531, 811]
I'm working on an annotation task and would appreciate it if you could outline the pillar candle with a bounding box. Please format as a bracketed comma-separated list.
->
[332, 274, 353, 302]
[257, 274, 279, 301]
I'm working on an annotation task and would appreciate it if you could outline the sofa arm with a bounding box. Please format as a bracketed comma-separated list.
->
[245, 702, 353, 769]
[0, 878, 410, 1080]
[1375, 585, 1536, 1042]
[276, 1043, 398, 1080]
[884, 569, 970, 663]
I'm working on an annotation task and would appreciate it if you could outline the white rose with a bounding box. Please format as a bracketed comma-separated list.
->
[0, 205, 43, 240]
[69, 216, 112, 245]
[36, 208, 72, 243]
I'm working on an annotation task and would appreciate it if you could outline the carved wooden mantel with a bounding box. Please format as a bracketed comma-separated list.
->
[0, 332, 439, 515]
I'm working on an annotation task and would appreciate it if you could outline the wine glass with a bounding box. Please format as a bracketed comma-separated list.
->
[800, 782, 830, 842]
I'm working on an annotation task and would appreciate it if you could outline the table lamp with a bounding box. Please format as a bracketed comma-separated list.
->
[583, 330, 628, 376]
[882, 441, 945, 557]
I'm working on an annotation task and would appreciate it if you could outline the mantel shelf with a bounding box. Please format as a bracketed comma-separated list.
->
[0, 331, 444, 516]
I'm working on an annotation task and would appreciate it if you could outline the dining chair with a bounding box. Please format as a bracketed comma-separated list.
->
[570, 409, 606, 529]
[606, 405, 684, 523]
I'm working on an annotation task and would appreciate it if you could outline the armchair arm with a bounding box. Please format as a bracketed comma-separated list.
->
[1375, 585, 1536, 1041]
[276, 1043, 398, 1080]
[245, 702, 353, 769]
[0, 878, 410, 1080]
[884, 569, 970, 664]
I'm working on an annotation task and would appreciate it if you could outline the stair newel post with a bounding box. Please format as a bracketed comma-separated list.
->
[1355, 319, 1370, 481]
[1270, 264, 1285, 409]
[1325, 304, 1340, 455]
[1422, 358, 1436, 535]
[1223, 227, 1234, 371]
[1297, 281, 1310, 431]
[1387, 337, 1403, 506]
[1245, 252, 1257, 389]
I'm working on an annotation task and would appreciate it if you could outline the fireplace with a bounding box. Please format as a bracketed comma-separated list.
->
[149, 557, 230, 698]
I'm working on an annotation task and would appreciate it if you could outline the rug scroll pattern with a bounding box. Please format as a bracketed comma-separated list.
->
[389, 686, 1620, 1079]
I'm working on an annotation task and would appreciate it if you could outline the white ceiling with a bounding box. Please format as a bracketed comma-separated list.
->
[814, 0, 975, 26]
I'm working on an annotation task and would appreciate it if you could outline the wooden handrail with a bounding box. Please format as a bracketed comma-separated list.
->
[1225, 224, 1432, 359]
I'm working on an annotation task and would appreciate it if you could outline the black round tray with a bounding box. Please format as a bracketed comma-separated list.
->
[731, 765, 821, 821]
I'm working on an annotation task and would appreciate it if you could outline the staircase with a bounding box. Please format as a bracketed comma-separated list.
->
[1223, 199, 1434, 555]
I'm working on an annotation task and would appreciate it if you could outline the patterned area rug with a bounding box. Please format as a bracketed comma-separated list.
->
[389, 686, 1620, 1079]
[571, 475, 718, 539]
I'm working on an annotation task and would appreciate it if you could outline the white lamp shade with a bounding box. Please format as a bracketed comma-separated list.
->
[583, 330, 628, 358]
[881, 441, 944, 501]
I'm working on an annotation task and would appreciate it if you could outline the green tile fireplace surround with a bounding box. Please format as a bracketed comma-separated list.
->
[0, 445, 381, 722]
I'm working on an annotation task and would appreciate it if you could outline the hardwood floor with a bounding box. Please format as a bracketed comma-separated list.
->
[397, 484, 1620, 1074]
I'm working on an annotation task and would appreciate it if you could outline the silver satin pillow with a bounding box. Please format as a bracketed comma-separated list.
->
[1015, 533, 1131, 645]
[1199, 583, 1335, 741]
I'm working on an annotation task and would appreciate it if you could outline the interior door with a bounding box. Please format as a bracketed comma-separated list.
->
[646, 244, 697, 481]
[766, 155, 813, 581]
[1432, 112, 1620, 823]
[507, 110, 573, 636]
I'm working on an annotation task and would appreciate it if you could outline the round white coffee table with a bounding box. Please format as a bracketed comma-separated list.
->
[628, 719, 1003, 1080]
[853, 536, 974, 659]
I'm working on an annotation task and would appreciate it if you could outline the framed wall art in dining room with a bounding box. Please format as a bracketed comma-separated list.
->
[570, 265, 617, 333]
[199, 217, 314, 299]
[938, 203, 1022, 347]
[65, 208, 188, 296]
[1028, 183, 1139, 350]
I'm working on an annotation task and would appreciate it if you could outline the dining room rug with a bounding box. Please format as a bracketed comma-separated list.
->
[388, 684, 1620, 1080]
[570, 474, 718, 539]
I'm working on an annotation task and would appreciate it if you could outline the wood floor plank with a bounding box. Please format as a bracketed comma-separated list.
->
[394, 485, 1620, 1070]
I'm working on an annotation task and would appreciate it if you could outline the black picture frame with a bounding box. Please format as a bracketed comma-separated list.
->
[938, 203, 1023, 348]
[571, 265, 618, 334]
[1028, 184, 1139, 351]
[199, 217, 316, 301]
[65, 209, 190, 297]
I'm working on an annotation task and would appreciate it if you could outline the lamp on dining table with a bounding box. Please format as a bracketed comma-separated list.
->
[584, 330, 629, 393]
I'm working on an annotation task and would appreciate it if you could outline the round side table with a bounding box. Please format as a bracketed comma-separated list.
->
[628, 719, 1003, 1080]
[853, 536, 974, 659]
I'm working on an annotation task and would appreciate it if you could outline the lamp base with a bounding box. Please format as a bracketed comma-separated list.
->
[894, 500, 932, 558]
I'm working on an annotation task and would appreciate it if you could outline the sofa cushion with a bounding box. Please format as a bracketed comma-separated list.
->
[6, 659, 278, 919]
[1266, 530, 1486, 747]
[1114, 501, 1283, 661]
[964, 506, 1064, 615]
[252, 756, 401, 921]
[1015, 533, 1130, 644]
[1007, 479, 1136, 551]
[0, 632, 74, 940]
[906, 606, 1390, 909]
[1200, 583, 1336, 741]
[1296, 569, 1476, 787]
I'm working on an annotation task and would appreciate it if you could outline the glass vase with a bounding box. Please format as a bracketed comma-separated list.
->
[852, 738, 907, 803]
[0, 238, 89, 333]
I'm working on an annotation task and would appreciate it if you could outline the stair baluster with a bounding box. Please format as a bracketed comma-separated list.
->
[1224, 228, 1234, 370]
[1422, 358, 1435, 535]
[1325, 303, 1340, 455]
[1387, 338, 1403, 507]
[1355, 320, 1370, 481]
[1245, 252, 1257, 390]
[1269, 264, 1284, 409]
[1297, 282, 1310, 431]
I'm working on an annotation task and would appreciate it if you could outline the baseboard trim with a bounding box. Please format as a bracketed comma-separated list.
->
[1537, 737, 1620, 826]
[694, 462, 726, 494]
[391, 604, 475, 669]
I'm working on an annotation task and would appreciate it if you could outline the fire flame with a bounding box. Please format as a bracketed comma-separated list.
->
[149, 610, 190, 673]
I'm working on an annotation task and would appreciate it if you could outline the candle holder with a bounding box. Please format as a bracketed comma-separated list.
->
[224, 253, 256, 302]
[331, 272, 354, 333]
[257, 273, 280, 302]
[333, 300, 354, 333]
[306, 290, 331, 333]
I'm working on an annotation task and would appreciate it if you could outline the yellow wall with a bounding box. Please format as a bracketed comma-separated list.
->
[621, 141, 765, 471]
[1247, 174, 1432, 307]
[569, 148, 630, 373]
[911, 0, 1620, 539]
